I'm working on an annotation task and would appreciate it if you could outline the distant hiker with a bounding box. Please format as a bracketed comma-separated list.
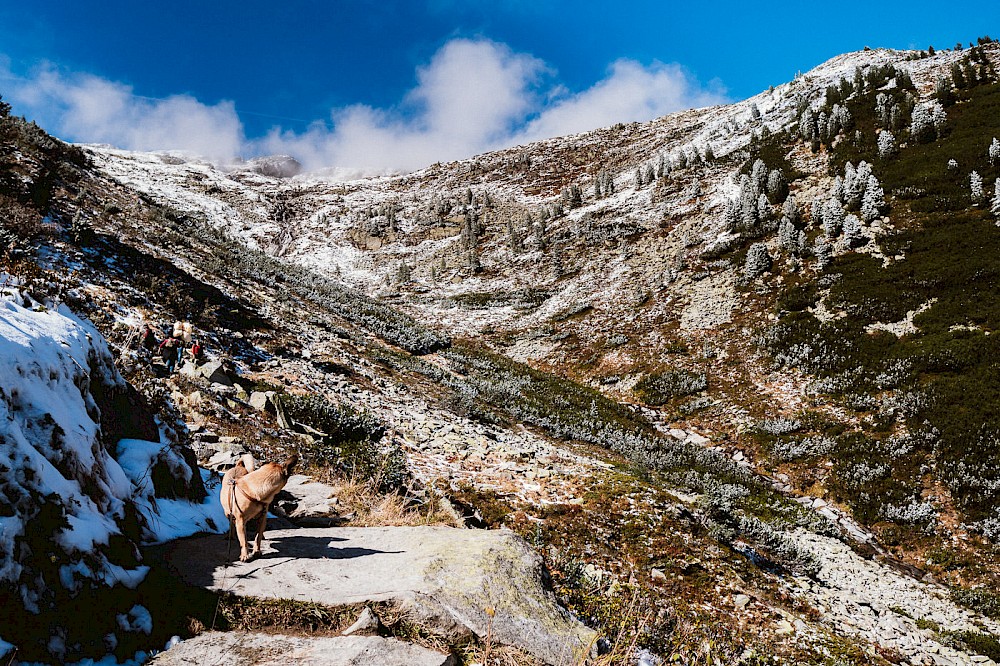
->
[174, 320, 194, 344]
[158, 336, 182, 373]
[138, 323, 158, 351]
[188, 338, 205, 363]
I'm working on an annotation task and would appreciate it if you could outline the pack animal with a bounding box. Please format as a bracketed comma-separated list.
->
[220, 454, 298, 561]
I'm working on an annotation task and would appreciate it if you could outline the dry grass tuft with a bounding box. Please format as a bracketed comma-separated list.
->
[317, 472, 462, 528]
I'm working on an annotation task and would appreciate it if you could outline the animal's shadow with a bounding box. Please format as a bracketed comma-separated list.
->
[258, 534, 401, 561]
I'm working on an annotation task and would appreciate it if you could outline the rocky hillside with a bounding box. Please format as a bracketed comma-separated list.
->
[3, 38, 1000, 665]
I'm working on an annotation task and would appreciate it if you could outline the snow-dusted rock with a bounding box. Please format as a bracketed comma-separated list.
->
[0, 286, 220, 662]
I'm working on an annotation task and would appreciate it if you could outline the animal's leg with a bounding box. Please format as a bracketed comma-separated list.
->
[236, 517, 251, 562]
[253, 510, 267, 556]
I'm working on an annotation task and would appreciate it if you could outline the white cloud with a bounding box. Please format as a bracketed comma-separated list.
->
[0, 61, 244, 159]
[257, 39, 547, 172]
[513, 59, 728, 144]
[1, 40, 728, 174]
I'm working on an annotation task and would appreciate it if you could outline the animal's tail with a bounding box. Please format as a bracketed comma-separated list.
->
[241, 453, 257, 473]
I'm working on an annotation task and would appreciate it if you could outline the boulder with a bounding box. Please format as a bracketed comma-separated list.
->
[198, 360, 235, 387]
[148, 632, 455, 666]
[249, 390, 276, 413]
[161, 526, 596, 664]
[273, 475, 344, 526]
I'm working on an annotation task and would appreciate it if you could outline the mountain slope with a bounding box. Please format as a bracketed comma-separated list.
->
[3, 39, 1000, 665]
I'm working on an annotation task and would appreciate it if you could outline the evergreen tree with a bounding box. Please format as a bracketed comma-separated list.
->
[877, 131, 896, 159]
[844, 213, 868, 247]
[766, 169, 788, 204]
[823, 198, 844, 237]
[740, 190, 759, 231]
[971, 171, 984, 201]
[935, 77, 956, 106]
[992, 179, 1000, 216]
[950, 63, 967, 90]
[506, 218, 521, 253]
[0, 95, 10, 117]
[779, 217, 805, 255]
[723, 199, 742, 232]
[635, 168, 644, 189]
[910, 100, 946, 143]
[989, 137, 1000, 165]
[811, 198, 824, 229]
[656, 154, 667, 179]
[799, 108, 816, 140]
[757, 193, 771, 223]
[861, 175, 886, 222]
[751, 159, 768, 195]
[875, 93, 892, 129]
[782, 194, 800, 227]
[814, 237, 831, 269]
[744, 242, 772, 278]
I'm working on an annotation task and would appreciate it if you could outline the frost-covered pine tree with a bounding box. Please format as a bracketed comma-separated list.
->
[993, 179, 1000, 215]
[971, 171, 984, 201]
[823, 198, 845, 237]
[861, 175, 886, 222]
[877, 131, 896, 158]
[833, 175, 845, 206]
[783, 194, 800, 227]
[767, 169, 788, 203]
[635, 168, 644, 189]
[910, 100, 947, 142]
[811, 198, 824, 229]
[703, 144, 715, 162]
[875, 93, 892, 129]
[740, 190, 759, 230]
[757, 193, 771, 222]
[723, 199, 742, 231]
[814, 237, 831, 269]
[744, 242, 772, 278]
[989, 137, 1000, 165]
[842, 214, 866, 248]
[656, 154, 667, 179]
[750, 103, 761, 121]
[751, 159, 768, 195]
[818, 110, 830, 141]
[799, 108, 816, 140]
[778, 217, 805, 255]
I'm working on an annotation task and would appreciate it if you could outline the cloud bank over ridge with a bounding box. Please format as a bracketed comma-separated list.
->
[0, 39, 728, 174]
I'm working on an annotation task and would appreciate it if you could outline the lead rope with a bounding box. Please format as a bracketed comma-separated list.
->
[210, 480, 240, 634]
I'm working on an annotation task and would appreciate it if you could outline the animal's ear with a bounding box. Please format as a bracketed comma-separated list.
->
[282, 453, 299, 474]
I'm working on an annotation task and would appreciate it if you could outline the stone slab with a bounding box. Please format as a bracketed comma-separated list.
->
[160, 526, 595, 665]
[148, 632, 455, 666]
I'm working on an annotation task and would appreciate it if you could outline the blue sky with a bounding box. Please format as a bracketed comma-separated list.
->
[1, 1, 997, 172]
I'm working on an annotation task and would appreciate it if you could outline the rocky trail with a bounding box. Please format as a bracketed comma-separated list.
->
[154, 524, 595, 665]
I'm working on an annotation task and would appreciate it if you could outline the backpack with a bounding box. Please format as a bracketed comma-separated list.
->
[191, 343, 203, 359]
